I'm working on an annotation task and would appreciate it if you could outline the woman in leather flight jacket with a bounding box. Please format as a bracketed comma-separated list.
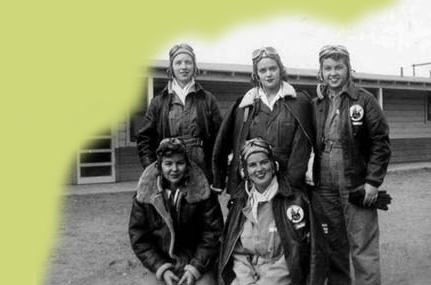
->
[218, 138, 326, 285]
[212, 47, 313, 196]
[311, 45, 391, 285]
[136, 43, 222, 181]
[129, 138, 223, 285]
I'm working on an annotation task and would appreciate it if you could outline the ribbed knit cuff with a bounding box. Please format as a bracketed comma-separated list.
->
[210, 184, 224, 194]
[184, 264, 201, 280]
[155, 263, 174, 280]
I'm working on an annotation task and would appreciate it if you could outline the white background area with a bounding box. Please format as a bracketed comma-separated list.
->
[154, 0, 431, 78]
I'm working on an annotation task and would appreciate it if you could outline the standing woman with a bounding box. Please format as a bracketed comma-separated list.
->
[311, 45, 391, 285]
[137, 43, 222, 181]
[212, 47, 314, 195]
[218, 138, 325, 285]
[129, 138, 224, 285]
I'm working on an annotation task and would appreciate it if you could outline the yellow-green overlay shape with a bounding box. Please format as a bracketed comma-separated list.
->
[0, 0, 395, 284]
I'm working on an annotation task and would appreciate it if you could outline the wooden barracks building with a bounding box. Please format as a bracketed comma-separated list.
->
[69, 60, 431, 184]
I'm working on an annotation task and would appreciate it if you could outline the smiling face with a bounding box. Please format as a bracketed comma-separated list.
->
[256, 57, 281, 94]
[321, 57, 349, 92]
[245, 152, 275, 193]
[172, 53, 195, 87]
[160, 153, 187, 189]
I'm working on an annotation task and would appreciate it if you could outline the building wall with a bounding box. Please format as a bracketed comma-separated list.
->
[115, 147, 142, 182]
[382, 88, 431, 163]
[383, 88, 431, 139]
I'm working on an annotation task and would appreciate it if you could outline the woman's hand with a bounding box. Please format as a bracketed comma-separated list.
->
[363, 183, 378, 206]
[163, 270, 179, 285]
[178, 270, 196, 285]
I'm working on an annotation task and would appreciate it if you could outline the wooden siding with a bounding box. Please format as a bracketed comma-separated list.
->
[383, 89, 431, 138]
[115, 147, 142, 182]
[390, 138, 431, 163]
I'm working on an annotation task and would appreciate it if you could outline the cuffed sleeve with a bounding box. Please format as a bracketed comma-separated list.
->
[155, 263, 174, 280]
[184, 264, 202, 280]
[212, 101, 238, 189]
[128, 196, 170, 273]
[363, 93, 391, 187]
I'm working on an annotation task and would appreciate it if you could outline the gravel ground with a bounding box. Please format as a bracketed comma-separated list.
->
[45, 169, 431, 285]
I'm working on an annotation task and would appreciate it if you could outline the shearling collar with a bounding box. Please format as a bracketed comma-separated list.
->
[238, 81, 297, 108]
[135, 161, 210, 204]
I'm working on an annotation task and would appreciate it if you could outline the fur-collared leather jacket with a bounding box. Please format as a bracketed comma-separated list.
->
[212, 83, 315, 195]
[128, 162, 224, 280]
[218, 176, 327, 285]
[136, 82, 222, 173]
[312, 82, 391, 188]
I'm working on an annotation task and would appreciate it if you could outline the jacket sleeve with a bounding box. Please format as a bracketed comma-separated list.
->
[288, 123, 312, 189]
[208, 93, 223, 143]
[287, 93, 313, 189]
[136, 97, 160, 169]
[128, 197, 170, 274]
[212, 101, 239, 189]
[203, 92, 223, 183]
[363, 93, 391, 187]
[189, 192, 224, 275]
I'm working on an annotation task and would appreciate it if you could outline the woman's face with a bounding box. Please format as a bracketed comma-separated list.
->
[246, 152, 274, 192]
[321, 57, 349, 92]
[161, 153, 187, 188]
[172, 53, 195, 87]
[256, 57, 281, 93]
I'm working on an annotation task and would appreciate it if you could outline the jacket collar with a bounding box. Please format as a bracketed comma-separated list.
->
[238, 81, 297, 108]
[135, 161, 210, 204]
[316, 81, 358, 101]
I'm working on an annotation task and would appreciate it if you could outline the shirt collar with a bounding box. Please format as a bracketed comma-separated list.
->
[168, 78, 196, 104]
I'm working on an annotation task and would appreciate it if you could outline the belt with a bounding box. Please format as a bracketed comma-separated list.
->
[177, 136, 203, 147]
[323, 140, 343, 152]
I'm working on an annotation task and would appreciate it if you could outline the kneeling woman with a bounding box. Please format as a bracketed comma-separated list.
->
[129, 138, 224, 285]
[218, 138, 325, 285]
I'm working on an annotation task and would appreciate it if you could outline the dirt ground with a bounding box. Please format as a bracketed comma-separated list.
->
[45, 169, 431, 285]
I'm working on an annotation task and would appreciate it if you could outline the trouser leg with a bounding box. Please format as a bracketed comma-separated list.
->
[343, 201, 381, 285]
[315, 189, 352, 285]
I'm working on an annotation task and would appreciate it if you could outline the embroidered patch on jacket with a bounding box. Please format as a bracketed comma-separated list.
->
[286, 205, 304, 224]
[350, 104, 364, 125]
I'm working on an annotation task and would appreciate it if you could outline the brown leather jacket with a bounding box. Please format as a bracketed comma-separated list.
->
[218, 176, 327, 285]
[312, 82, 391, 188]
[128, 162, 223, 278]
[136, 82, 222, 179]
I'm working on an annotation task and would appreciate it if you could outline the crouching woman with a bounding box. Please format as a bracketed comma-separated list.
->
[218, 137, 325, 285]
[129, 138, 224, 285]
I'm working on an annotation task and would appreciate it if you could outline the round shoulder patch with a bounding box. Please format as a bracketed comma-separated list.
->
[349, 104, 364, 121]
[286, 205, 304, 224]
